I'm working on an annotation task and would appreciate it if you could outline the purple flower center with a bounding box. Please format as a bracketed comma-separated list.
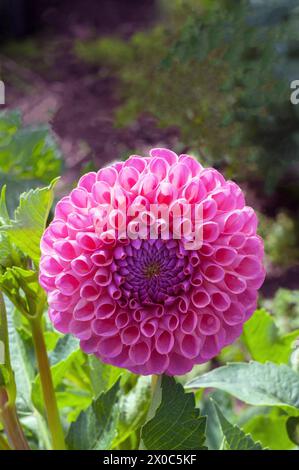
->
[115, 239, 192, 305]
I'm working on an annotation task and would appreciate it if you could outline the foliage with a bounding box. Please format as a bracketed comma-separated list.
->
[259, 212, 299, 267]
[262, 288, 299, 333]
[0, 110, 62, 214]
[76, 0, 299, 205]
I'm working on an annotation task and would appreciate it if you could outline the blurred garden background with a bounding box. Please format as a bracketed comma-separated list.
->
[1, 0, 299, 450]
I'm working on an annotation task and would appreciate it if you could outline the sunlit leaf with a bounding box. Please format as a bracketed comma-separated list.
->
[1, 179, 58, 263]
[242, 309, 299, 363]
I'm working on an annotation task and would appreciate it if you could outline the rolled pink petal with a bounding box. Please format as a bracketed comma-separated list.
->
[50, 310, 73, 334]
[119, 166, 139, 191]
[179, 154, 203, 176]
[146, 350, 170, 375]
[96, 166, 118, 185]
[150, 147, 178, 165]
[55, 272, 80, 295]
[92, 318, 118, 337]
[92, 181, 111, 204]
[50, 220, 68, 238]
[140, 319, 158, 338]
[40, 255, 64, 276]
[48, 290, 76, 312]
[98, 336, 123, 358]
[70, 187, 90, 209]
[95, 296, 116, 319]
[53, 240, 81, 261]
[179, 333, 201, 359]
[69, 319, 92, 340]
[228, 232, 246, 249]
[190, 270, 203, 287]
[180, 310, 197, 334]
[167, 353, 193, 375]
[161, 314, 179, 332]
[129, 341, 151, 365]
[178, 295, 189, 313]
[149, 157, 169, 181]
[91, 249, 113, 267]
[76, 232, 100, 251]
[235, 255, 261, 279]
[80, 281, 101, 301]
[78, 172, 97, 192]
[124, 155, 147, 173]
[198, 311, 221, 335]
[99, 229, 116, 246]
[223, 273, 247, 294]
[55, 197, 73, 220]
[71, 254, 94, 276]
[107, 282, 122, 300]
[214, 246, 237, 266]
[210, 291, 231, 312]
[155, 329, 174, 355]
[192, 288, 210, 308]
[223, 302, 245, 326]
[201, 262, 225, 283]
[115, 311, 130, 329]
[74, 299, 95, 321]
[157, 182, 177, 205]
[40, 148, 265, 376]
[94, 267, 112, 286]
[80, 336, 100, 354]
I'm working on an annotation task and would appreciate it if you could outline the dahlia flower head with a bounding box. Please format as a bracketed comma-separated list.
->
[40, 148, 265, 375]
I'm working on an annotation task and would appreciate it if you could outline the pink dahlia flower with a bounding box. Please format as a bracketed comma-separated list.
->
[39, 148, 265, 375]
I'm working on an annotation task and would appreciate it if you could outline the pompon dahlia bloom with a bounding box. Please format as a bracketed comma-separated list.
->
[39, 148, 265, 375]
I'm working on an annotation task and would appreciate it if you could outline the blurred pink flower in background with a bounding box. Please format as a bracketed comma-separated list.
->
[39, 148, 265, 375]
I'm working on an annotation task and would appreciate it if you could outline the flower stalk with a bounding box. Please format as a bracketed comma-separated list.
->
[30, 315, 66, 450]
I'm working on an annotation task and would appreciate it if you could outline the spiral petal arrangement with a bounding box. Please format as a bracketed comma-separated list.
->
[39, 148, 265, 375]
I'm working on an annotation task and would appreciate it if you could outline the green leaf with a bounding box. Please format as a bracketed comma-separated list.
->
[0, 111, 62, 214]
[186, 362, 299, 413]
[213, 401, 264, 450]
[1, 179, 58, 263]
[201, 390, 234, 450]
[113, 376, 151, 449]
[66, 379, 120, 450]
[242, 309, 299, 363]
[88, 355, 127, 397]
[0, 186, 9, 225]
[0, 267, 46, 317]
[4, 299, 51, 449]
[243, 411, 296, 450]
[142, 376, 207, 450]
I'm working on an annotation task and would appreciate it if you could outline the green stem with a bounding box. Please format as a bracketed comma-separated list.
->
[0, 292, 30, 450]
[0, 389, 30, 450]
[139, 375, 162, 449]
[30, 316, 66, 450]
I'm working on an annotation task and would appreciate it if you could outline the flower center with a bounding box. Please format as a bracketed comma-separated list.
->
[144, 262, 161, 279]
[113, 239, 193, 306]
